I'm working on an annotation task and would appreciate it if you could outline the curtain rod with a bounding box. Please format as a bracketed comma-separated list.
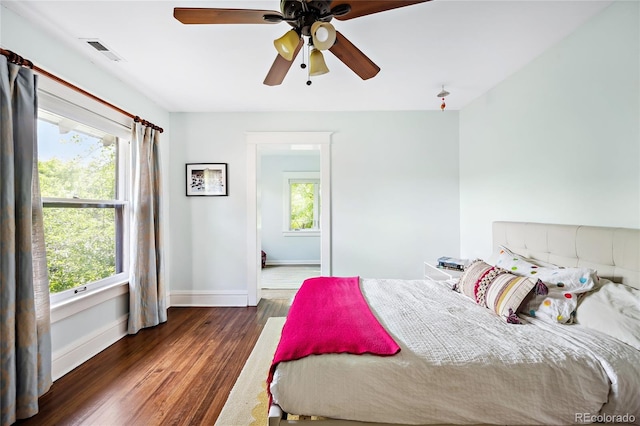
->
[1, 48, 163, 133]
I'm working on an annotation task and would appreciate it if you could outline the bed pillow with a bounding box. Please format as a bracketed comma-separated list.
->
[456, 259, 537, 324]
[487, 245, 558, 269]
[494, 246, 599, 324]
[576, 280, 640, 350]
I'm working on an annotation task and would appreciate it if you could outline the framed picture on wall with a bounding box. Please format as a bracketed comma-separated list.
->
[186, 163, 228, 196]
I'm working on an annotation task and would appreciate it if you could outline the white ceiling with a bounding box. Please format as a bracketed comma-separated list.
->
[3, 0, 612, 112]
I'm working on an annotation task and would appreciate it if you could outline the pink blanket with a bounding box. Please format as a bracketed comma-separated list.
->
[267, 276, 400, 400]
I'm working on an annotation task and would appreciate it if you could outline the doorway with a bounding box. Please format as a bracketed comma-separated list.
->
[246, 132, 332, 306]
[260, 153, 321, 291]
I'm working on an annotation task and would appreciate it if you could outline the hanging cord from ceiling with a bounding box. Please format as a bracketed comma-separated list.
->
[437, 85, 450, 111]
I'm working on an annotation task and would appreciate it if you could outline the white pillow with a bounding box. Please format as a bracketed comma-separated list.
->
[494, 246, 599, 324]
[576, 280, 640, 350]
[487, 245, 558, 269]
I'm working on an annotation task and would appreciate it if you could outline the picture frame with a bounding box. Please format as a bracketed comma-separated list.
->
[186, 163, 228, 196]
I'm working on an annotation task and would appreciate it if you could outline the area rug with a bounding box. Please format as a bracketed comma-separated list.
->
[215, 316, 286, 426]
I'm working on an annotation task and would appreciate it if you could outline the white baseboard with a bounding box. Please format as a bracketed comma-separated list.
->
[170, 290, 248, 307]
[265, 260, 320, 266]
[52, 314, 128, 381]
[51, 290, 249, 381]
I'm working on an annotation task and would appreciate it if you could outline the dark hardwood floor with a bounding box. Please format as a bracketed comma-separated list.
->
[18, 298, 290, 426]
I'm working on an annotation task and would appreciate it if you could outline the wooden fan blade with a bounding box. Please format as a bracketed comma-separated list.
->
[263, 39, 304, 86]
[174, 8, 282, 24]
[328, 31, 380, 80]
[332, 0, 430, 21]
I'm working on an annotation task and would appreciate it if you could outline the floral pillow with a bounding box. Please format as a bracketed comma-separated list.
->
[494, 246, 599, 324]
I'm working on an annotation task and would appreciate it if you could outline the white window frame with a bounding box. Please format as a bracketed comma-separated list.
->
[37, 89, 131, 306]
[282, 172, 320, 237]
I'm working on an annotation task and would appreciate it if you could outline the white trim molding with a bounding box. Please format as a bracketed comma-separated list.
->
[246, 132, 332, 307]
[52, 314, 128, 381]
[265, 260, 321, 266]
[170, 290, 248, 307]
[51, 281, 128, 323]
[282, 231, 320, 237]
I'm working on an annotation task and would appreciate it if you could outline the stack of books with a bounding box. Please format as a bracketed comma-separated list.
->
[437, 256, 469, 271]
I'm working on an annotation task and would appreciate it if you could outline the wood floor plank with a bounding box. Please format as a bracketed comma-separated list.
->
[17, 299, 290, 426]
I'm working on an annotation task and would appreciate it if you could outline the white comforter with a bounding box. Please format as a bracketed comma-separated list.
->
[270, 278, 640, 425]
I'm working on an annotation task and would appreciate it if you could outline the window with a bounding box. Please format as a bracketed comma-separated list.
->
[37, 107, 129, 303]
[283, 172, 320, 236]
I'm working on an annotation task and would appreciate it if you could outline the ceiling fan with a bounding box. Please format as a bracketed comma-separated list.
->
[174, 0, 431, 86]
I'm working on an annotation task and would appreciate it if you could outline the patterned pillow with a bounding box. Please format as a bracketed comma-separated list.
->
[456, 259, 537, 324]
[494, 246, 599, 324]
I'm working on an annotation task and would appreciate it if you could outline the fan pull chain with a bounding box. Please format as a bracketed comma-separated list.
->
[300, 40, 307, 70]
[305, 38, 312, 86]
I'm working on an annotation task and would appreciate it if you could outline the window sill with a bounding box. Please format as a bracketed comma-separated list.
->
[50, 280, 129, 324]
[283, 230, 320, 237]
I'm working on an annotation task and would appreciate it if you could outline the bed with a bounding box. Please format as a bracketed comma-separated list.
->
[268, 221, 640, 425]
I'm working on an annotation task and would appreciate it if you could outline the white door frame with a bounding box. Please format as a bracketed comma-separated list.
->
[246, 132, 332, 306]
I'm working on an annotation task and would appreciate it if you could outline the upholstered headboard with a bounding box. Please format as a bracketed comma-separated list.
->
[493, 221, 640, 290]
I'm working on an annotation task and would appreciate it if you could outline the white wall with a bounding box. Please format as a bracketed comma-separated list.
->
[1, 5, 171, 379]
[169, 111, 460, 304]
[261, 153, 321, 264]
[331, 112, 460, 279]
[459, 0, 639, 260]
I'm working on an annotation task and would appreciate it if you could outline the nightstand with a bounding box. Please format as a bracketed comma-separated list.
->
[423, 261, 464, 280]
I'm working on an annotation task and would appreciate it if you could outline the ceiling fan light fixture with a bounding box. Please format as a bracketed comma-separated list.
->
[310, 21, 336, 50]
[175, 0, 431, 86]
[274, 29, 300, 61]
[309, 48, 329, 76]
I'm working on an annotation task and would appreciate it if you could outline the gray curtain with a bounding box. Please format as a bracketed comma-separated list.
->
[128, 123, 166, 334]
[0, 57, 52, 425]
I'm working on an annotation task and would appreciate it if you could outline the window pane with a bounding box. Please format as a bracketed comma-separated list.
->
[43, 206, 122, 293]
[38, 116, 116, 200]
[290, 183, 315, 229]
[36, 106, 126, 299]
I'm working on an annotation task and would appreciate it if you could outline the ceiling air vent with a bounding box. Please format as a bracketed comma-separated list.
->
[82, 38, 124, 62]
